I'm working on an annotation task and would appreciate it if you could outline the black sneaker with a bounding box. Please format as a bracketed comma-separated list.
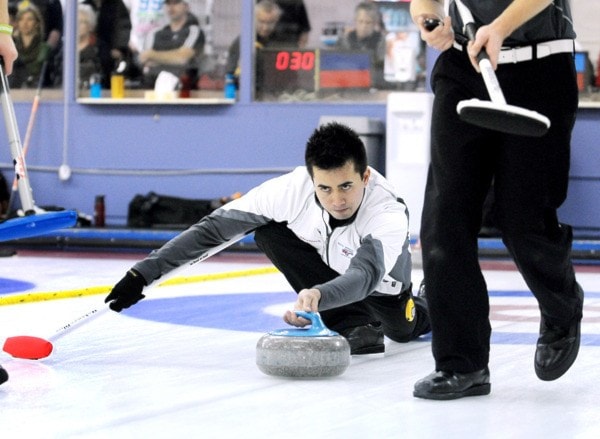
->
[340, 323, 385, 355]
[0, 365, 8, 385]
[535, 284, 584, 381]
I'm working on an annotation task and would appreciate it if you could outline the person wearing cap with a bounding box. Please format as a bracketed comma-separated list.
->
[225, 0, 283, 81]
[139, 0, 204, 88]
[409, 0, 583, 400]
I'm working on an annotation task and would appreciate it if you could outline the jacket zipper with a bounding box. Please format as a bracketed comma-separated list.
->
[322, 208, 332, 265]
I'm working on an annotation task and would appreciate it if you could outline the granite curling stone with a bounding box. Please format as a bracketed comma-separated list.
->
[256, 311, 351, 378]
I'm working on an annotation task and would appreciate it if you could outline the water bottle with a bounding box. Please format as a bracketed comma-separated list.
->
[94, 195, 105, 227]
[224, 73, 236, 99]
[179, 72, 192, 98]
[90, 74, 102, 98]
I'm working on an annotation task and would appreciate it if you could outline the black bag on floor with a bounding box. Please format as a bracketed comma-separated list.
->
[127, 192, 217, 229]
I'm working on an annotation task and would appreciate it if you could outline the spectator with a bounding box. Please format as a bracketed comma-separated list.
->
[80, 0, 132, 88]
[77, 2, 101, 90]
[337, 2, 386, 87]
[226, 0, 282, 81]
[270, 0, 310, 48]
[15, 0, 63, 86]
[15, 0, 61, 49]
[138, 0, 204, 88]
[9, 4, 49, 88]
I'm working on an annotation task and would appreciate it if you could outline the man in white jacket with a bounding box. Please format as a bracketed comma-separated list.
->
[106, 122, 430, 355]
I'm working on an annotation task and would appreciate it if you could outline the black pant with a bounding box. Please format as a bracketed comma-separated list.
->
[421, 49, 583, 373]
[254, 221, 429, 342]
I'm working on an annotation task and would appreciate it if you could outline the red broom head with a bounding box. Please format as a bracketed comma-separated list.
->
[3, 335, 53, 360]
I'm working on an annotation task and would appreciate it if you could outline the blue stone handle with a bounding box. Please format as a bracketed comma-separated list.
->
[269, 311, 339, 337]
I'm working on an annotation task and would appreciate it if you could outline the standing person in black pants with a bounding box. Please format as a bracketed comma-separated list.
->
[409, 0, 583, 400]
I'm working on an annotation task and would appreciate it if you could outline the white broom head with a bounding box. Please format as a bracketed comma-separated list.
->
[457, 99, 550, 137]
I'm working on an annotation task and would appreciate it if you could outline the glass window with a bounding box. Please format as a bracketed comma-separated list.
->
[77, 0, 241, 102]
[9, 0, 64, 92]
[251, 0, 427, 103]
[571, 0, 600, 104]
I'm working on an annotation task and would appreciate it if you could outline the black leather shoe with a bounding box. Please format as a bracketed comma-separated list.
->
[0, 365, 8, 385]
[340, 323, 385, 355]
[413, 368, 491, 400]
[535, 284, 583, 381]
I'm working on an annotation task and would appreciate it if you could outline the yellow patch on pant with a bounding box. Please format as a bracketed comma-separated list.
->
[405, 297, 416, 322]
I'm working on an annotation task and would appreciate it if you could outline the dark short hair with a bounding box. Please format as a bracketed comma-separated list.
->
[305, 122, 368, 178]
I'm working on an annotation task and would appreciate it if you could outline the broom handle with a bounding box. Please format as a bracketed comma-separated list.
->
[5, 61, 48, 216]
[47, 232, 251, 342]
[455, 0, 507, 105]
[0, 59, 35, 213]
[48, 307, 108, 342]
[12, 61, 48, 192]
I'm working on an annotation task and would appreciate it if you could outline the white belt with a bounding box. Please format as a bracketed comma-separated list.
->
[452, 39, 574, 64]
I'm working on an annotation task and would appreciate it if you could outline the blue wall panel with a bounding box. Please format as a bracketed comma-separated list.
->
[570, 109, 600, 178]
[4, 100, 385, 224]
[560, 179, 600, 233]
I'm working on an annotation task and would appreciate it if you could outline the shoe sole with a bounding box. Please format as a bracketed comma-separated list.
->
[351, 344, 385, 355]
[413, 383, 491, 400]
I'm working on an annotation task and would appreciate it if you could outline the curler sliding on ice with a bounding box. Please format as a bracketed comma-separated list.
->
[454, 0, 551, 137]
[0, 58, 77, 242]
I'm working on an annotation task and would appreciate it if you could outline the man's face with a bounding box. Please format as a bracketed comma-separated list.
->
[255, 9, 279, 39]
[355, 10, 377, 40]
[164, 0, 188, 20]
[312, 161, 370, 221]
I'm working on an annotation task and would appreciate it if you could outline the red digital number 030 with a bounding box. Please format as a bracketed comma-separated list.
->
[275, 51, 315, 71]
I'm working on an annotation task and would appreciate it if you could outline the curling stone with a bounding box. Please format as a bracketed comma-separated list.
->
[256, 311, 350, 378]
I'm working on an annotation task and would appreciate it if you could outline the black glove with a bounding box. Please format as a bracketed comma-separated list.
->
[105, 269, 147, 312]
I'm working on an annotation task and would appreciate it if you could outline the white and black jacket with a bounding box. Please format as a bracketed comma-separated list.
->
[133, 166, 412, 311]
